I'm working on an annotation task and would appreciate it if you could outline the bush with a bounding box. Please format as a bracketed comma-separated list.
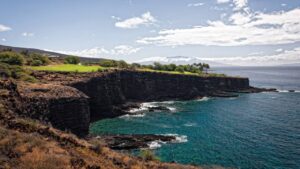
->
[99, 60, 118, 67]
[64, 56, 80, 64]
[0, 63, 12, 78]
[26, 53, 50, 66]
[0, 51, 25, 65]
[175, 66, 185, 73]
[139, 149, 160, 161]
[117, 60, 129, 69]
[0, 62, 36, 82]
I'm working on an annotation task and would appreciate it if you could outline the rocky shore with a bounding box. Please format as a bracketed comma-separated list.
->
[0, 69, 279, 168]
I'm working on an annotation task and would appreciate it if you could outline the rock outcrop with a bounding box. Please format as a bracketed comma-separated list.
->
[67, 70, 252, 121]
[0, 80, 90, 137]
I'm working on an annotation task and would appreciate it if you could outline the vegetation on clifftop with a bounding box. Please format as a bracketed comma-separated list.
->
[0, 49, 227, 79]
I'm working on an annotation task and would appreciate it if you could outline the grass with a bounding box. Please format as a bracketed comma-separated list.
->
[138, 68, 228, 77]
[138, 68, 200, 76]
[28, 64, 105, 73]
[28, 64, 228, 77]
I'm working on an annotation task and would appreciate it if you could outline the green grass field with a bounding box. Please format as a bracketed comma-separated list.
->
[28, 64, 227, 77]
[138, 68, 227, 77]
[28, 64, 105, 72]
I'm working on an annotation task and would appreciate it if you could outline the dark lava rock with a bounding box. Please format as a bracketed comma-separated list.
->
[148, 106, 171, 112]
[96, 134, 176, 150]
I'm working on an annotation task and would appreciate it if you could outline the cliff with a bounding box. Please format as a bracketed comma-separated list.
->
[0, 80, 90, 137]
[8, 70, 273, 137]
[68, 70, 251, 121]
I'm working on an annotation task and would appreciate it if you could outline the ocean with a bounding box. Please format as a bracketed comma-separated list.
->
[90, 66, 300, 169]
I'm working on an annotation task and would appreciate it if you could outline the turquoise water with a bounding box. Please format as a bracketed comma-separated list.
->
[90, 67, 300, 169]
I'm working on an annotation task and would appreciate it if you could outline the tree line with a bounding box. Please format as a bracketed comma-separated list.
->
[97, 60, 210, 74]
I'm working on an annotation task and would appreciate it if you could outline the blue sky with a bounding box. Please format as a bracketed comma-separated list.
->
[0, 0, 300, 66]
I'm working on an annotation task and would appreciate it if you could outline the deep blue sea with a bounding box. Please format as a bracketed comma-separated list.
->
[90, 66, 300, 169]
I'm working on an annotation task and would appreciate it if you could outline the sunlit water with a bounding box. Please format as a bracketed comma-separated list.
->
[90, 66, 300, 169]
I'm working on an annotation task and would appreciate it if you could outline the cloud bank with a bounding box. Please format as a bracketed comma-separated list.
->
[53, 45, 141, 58]
[137, 8, 300, 47]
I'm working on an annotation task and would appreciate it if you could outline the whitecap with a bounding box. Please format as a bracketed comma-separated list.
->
[120, 113, 145, 118]
[277, 90, 300, 93]
[161, 100, 176, 104]
[277, 90, 289, 93]
[197, 97, 210, 102]
[167, 106, 177, 112]
[147, 141, 162, 149]
[163, 134, 188, 143]
[184, 122, 197, 127]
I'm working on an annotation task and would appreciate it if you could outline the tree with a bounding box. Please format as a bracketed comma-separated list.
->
[26, 53, 50, 66]
[130, 63, 141, 69]
[117, 60, 129, 69]
[175, 65, 185, 73]
[0, 51, 25, 65]
[153, 62, 163, 70]
[64, 56, 80, 64]
[99, 60, 118, 67]
[202, 63, 210, 73]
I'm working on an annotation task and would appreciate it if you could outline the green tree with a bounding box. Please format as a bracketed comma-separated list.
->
[64, 56, 80, 64]
[153, 62, 163, 70]
[0, 51, 25, 65]
[130, 63, 141, 69]
[202, 63, 210, 73]
[26, 53, 50, 66]
[175, 65, 185, 73]
[99, 60, 118, 67]
[117, 60, 129, 69]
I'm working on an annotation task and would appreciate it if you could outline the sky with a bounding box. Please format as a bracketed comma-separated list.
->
[0, 0, 300, 66]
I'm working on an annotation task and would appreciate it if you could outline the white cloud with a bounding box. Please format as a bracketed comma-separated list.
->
[115, 12, 156, 29]
[275, 48, 283, 52]
[53, 45, 141, 58]
[233, 0, 248, 10]
[188, 3, 204, 7]
[111, 16, 121, 21]
[0, 24, 11, 32]
[1, 38, 6, 42]
[281, 4, 287, 7]
[229, 12, 251, 25]
[22, 32, 34, 37]
[217, 0, 230, 4]
[199, 47, 300, 66]
[110, 45, 141, 55]
[138, 8, 300, 47]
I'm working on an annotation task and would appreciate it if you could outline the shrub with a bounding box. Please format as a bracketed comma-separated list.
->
[0, 62, 36, 82]
[130, 63, 141, 70]
[139, 149, 160, 161]
[0, 62, 12, 78]
[26, 53, 50, 66]
[64, 56, 80, 64]
[175, 66, 185, 73]
[99, 60, 118, 67]
[0, 51, 25, 65]
[117, 60, 129, 69]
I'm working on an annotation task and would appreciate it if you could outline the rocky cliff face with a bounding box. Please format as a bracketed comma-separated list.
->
[12, 70, 268, 137]
[0, 80, 90, 137]
[68, 70, 250, 121]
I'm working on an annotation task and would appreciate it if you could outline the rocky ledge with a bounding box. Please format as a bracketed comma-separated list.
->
[95, 134, 177, 150]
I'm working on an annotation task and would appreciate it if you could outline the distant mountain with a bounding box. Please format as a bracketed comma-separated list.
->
[0, 44, 105, 63]
[275, 63, 300, 67]
[136, 56, 231, 67]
